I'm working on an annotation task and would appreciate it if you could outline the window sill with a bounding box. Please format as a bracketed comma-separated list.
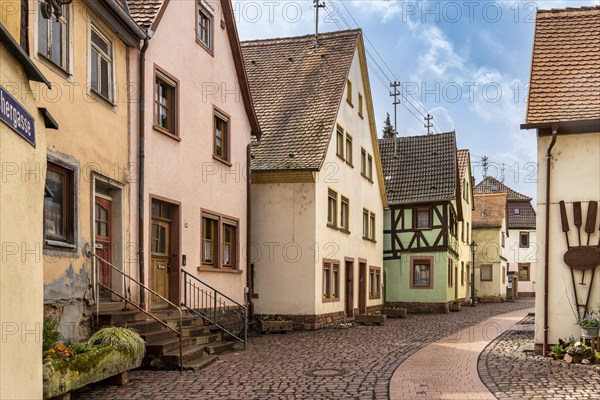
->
[37, 53, 71, 79]
[346, 161, 354, 168]
[322, 297, 341, 303]
[360, 173, 374, 183]
[362, 237, 377, 243]
[197, 267, 243, 274]
[346, 99, 354, 108]
[369, 295, 381, 300]
[358, 113, 364, 119]
[410, 285, 433, 289]
[336, 153, 345, 161]
[153, 125, 181, 141]
[45, 240, 77, 251]
[213, 155, 232, 166]
[89, 88, 116, 108]
[327, 223, 339, 231]
[339, 228, 351, 235]
[196, 39, 215, 57]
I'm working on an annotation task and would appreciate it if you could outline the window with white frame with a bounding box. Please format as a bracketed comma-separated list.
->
[90, 26, 113, 102]
[38, 2, 69, 70]
[197, 3, 213, 50]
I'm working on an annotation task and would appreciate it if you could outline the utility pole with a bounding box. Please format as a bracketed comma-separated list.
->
[424, 114, 433, 135]
[501, 163, 506, 183]
[314, 0, 326, 46]
[482, 156, 489, 178]
[390, 81, 401, 135]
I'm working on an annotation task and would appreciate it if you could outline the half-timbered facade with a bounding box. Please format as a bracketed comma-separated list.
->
[379, 132, 465, 313]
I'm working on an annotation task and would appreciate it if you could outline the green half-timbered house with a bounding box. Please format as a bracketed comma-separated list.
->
[379, 132, 467, 313]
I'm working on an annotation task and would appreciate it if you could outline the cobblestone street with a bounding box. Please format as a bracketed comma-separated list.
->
[479, 315, 600, 400]
[74, 300, 534, 400]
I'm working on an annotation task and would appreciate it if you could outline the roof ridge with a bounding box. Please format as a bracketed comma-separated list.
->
[240, 29, 361, 47]
[537, 5, 600, 15]
[378, 131, 456, 141]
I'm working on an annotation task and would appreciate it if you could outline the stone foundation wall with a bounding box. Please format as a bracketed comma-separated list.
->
[478, 295, 506, 303]
[258, 311, 347, 330]
[44, 301, 93, 344]
[386, 302, 450, 314]
[518, 292, 535, 298]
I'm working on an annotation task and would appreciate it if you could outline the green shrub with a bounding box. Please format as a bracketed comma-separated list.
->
[87, 327, 145, 359]
[70, 342, 94, 354]
[43, 316, 61, 351]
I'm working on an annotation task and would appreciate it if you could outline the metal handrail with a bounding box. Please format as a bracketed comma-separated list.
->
[182, 270, 247, 348]
[89, 252, 184, 370]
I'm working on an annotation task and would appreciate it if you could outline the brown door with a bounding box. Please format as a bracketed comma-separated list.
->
[358, 262, 367, 314]
[151, 204, 171, 309]
[95, 197, 112, 301]
[345, 261, 354, 317]
[455, 266, 459, 299]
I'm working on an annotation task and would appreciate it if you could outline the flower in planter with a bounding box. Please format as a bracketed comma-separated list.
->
[577, 315, 600, 328]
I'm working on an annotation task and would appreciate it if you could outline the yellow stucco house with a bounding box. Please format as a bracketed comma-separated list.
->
[521, 6, 600, 354]
[0, 0, 57, 397]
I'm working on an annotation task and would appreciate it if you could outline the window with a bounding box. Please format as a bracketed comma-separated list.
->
[464, 180, 469, 203]
[38, 2, 69, 70]
[466, 222, 470, 243]
[367, 154, 373, 180]
[346, 79, 353, 105]
[340, 196, 349, 232]
[336, 125, 344, 159]
[345, 133, 353, 166]
[502, 232, 506, 248]
[197, 3, 212, 50]
[44, 162, 74, 245]
[369, 267, 381, 299]
[223, 223, 236, 268]
[362, 209, 369, 239]
[327, 189, 337, 227]
[358, 93, 363, 117]
[202, 216, 218, 267]
[520, 232, 529, 248]
[154, 70, 178, 135]
[369, 212, 376, 241]
[411, 258, 432, 288]
[461, 221, 465, 242]
[415, 207, 431, 229]
[502, 267, 506, 284]
[447, 259, 453, 287]
[518, 263, 530, 281]
[480, 265, 493, 281]
[90, 27, 113, 102]
[322, 260, 340, 301]
[461, 262, 465, 286]
[214, 111, 229, 161]
[514, 208, 520, 215]
[360, 148, 366, 176]
[449, 211, 456, 236]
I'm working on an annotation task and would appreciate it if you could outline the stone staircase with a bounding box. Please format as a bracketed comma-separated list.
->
[97, 308, 236, 370]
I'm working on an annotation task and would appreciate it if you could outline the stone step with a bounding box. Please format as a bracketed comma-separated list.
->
[124, 319, 164, 333]
[161, 345, 206, 369]
[182, 324, 212, 337]
[191, 333, 220, 346]
[146, 337, 191, 356]
[97, 310, 146, 325]
[140, 328, 178, 344]
[204, 341, 235, 355]
[183, 355, 219, 371]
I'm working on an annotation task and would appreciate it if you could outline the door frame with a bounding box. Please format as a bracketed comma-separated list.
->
[148, 194, 181, 308]
[358, 258, 367, 314]
[344, 257, 354, 318]
[92, 174, 125, 303]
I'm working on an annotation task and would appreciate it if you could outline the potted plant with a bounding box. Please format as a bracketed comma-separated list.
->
[577, 314, 600, 338]
[260, 315, 293, 333]
[382, 307, 407, 318]
[355, 312, 386, 325]
[450, 299, 461, 312]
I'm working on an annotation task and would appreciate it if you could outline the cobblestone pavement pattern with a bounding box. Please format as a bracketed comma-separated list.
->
[390, 307, 533, 399]
[74, 301, 532, 400]
[479, 315, 600, 400]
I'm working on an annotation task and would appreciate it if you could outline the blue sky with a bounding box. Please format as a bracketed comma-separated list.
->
[234, 0, 600, 203]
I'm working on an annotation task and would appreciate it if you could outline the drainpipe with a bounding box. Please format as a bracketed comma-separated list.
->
[138, 36, 150, 308]
[543, 127, 558, 357]
[246, 141, 260, 318]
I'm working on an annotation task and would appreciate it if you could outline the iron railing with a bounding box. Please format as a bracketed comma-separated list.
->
[90, 252, 184, 370]
[182, 270, 247, 348]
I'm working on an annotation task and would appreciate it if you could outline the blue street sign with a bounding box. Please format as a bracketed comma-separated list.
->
[0, 85, 36, 147]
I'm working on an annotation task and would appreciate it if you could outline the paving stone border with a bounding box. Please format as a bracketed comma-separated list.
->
[479, 316, 600, 400]
[74, 300, 533, 400]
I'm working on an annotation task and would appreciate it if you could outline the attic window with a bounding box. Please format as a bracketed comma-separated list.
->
[197, 2, 213, 51]
[514, 208, 520, 215]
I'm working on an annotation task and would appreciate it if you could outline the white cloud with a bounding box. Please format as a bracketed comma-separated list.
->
[350, 0, 403, 22]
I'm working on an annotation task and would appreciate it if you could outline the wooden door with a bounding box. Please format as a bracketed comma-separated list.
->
[150, 218, 170, 308]
[455, 266, 459, 299]
[358, 262, 367, 314]
[95, 197, 112, 301]
[345, 261, 354, 317]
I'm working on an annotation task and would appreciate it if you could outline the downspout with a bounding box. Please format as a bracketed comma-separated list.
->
[543, 127, 558, 357]
[246, 140, 260, 318]
[138, 36, 150, 308]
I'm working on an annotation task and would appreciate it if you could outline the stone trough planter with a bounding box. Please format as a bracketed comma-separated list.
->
[450, 302, 461, 312]
[382, 308, 407, 318]
[355, 314, 386, 325]
[261, 320, 293, 333]
[43, 346, 144, 399]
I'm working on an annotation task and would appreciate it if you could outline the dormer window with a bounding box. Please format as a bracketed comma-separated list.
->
[197, 2, 213, 51]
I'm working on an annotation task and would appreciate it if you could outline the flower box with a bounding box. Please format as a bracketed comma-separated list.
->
[261, 320, 293, 333]
[43, 346, 143, 399]
[355, 314, 386, 325]
[450, 302, 461, 312]
[581, 326, 599, 338]
[382, 308, 407, 318]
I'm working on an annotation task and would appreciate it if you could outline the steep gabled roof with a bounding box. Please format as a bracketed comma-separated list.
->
[473, 193, 508, 229]
[525, 6, 600, 126]
[508, 201, 536, 229]
[378, 132, 457, 205]
[128, 0, 165, 31]
[457, 149, 470, 193]
[241, 30, 360, 171]
[474, 176, 532, 201]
